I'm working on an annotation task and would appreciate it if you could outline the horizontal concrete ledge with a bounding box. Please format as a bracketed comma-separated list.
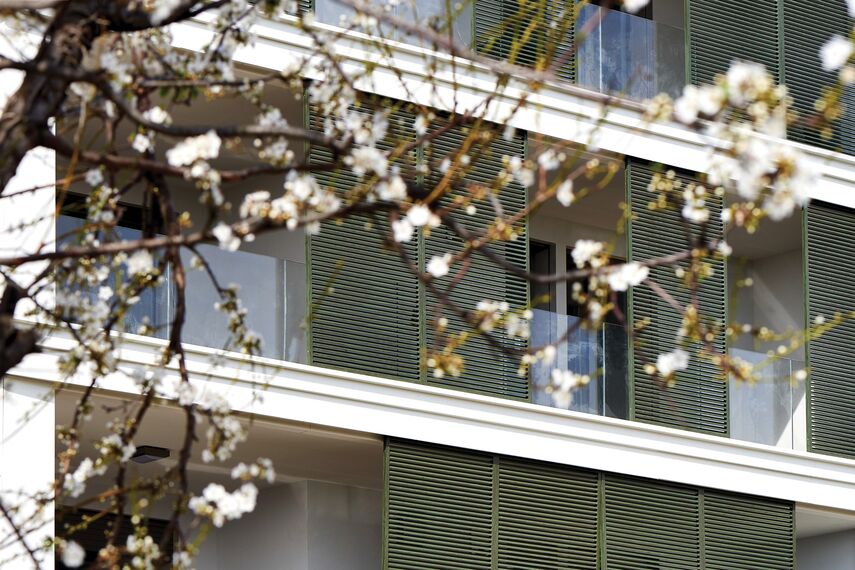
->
[9, 327, 855, 512]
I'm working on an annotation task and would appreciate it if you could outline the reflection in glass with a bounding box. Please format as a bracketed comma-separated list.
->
[577, 3, 685, 100]
[728, 348, 805, 449]
[531, 309, 628, 418]
[315, 0, 471, 48]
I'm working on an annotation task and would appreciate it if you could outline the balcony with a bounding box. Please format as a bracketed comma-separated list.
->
[729, 348, 806, 450]
[56, 215, 307, 362]
[577, 3, 686, 100]
[531, 310, 629, 418]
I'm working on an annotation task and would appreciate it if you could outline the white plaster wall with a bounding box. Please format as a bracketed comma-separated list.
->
[0, 379, 55, 569]
[797, 530, 855, 569]
[307, 481, 381, 570]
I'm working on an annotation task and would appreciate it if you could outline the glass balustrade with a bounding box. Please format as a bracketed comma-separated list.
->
[577, 3, 686, 100]
[530, 309, 629, 418]
[57, 215, 307, 363]
[728, 347, 806, 449]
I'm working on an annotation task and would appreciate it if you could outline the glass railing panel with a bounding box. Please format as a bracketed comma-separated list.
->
[577, 4, 685, 100]
[531, 309, 628, 418]
[314, 0, 471, 48]
[56, 215, 307, 363]
[728, 348, 805, 449]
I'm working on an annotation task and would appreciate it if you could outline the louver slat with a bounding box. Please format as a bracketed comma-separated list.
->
[604, 474, 701, 569]
[704, 490, 795, 570]
[385, 440, 494, 570]
[308, 106, 422, 381]
[782, 1, 854, 155]
[474, 0, 575, 81]
[423, 123, 530, 399]
[497, 458, 599, 569]
[688, 0, 781, 87]
[627, 160, 727, 435]
[806, 203, 855, 458]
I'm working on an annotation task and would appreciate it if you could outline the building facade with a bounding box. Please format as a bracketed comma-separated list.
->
[3, 0, 855, 568]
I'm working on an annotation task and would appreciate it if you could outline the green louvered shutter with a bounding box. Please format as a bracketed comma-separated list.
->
[783, 0, 854, 154]
[497, 458, 599, 569]
[805, 203, 855, 458]
[704, 490, 795, 570]
[604, 474, 701, 569]
[308, 106, 422, 380]
[423, 123, 530, 399]
[384, 440, 494, 570]
[687, 0, 782, 87]
[627, 160, 728, 435]
[474, 0, 575, 81]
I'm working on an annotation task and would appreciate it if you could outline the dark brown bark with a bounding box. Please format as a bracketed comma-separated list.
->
[0, 280, 39, 377]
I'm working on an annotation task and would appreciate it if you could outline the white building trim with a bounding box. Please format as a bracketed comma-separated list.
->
[11, 328, 855, 512]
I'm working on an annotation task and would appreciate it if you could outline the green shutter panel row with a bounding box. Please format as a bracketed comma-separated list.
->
[704, 490, 795, 570]
[385, 440, 494, 569]
[782, 0, 854, 154]
[423, 124, 530, 399]
[309, 104, 530, 398]
[626, 160, 728, 435]
[687, 0, 782, 87]
[385, 439, 600, 570]
[385, 439, 795, 570]
[805, 203, 855, 459]
[603, 475, 701, 569]
[497, 457, 599, 569]
[474, 0, 576, 81]
[308, 106, 422, 380]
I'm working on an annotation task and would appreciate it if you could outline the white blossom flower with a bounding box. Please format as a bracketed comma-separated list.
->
[607, 263, 649, 292]
[143, 106, 171, 125]
[537, 149, 561, 171]
[166, 131, 222, 166]
[61, 541, 85, 568]
[151, 0, 183, 24]
[63, 457, 106, 498]
[345, 146, 388, 177]
[717, 241, 733, 257]
[376, 175, 407, 201]
[126, 250, 154, 276]
[726, 62, 771, 107]
[556, 179, 574, 206]
[212, 223, 240, 251]
[175, 380, 197, 406]
[505, 313, 531, 339]
[407, 204, 439, 227]
[550, 369, 591, 408]
[571, 239, 604, 268]
[414, 114, 429, 136]
[392, 219, 414, 242]
[656, 349, 689, 376]
[132, 133, 154, 154]
[821, 36, 853, 72]
[674, 84, 701, 124]
[189, 483, 258, 528]
[85, 168, 103, 187]
[427, 253, 452, 278]
[621, 0, 649, 13]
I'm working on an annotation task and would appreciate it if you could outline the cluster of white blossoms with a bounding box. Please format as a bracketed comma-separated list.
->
[237, 171, 342, 236]
[254, 107, 294, 166]
[473, 300, 533, 340]
[663, 61, 820, 224]
[549, 369, 592, 409]
[189, 482, 258, 528]
[606, 262, 649, 292]
[652, 348, 690, 379]
[126, 534, 162, 570]
[571, 239, 606, 269]
[97, 432, 137, 463]
[231, 458, 276, 484]
[63, 457, 107, 498]
[166, 130, 224, 205]
[60, 540, 86, 568]
[426, 252, 452, 278]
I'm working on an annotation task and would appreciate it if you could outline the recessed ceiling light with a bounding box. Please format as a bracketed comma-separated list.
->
[131, 445, 170, 464]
